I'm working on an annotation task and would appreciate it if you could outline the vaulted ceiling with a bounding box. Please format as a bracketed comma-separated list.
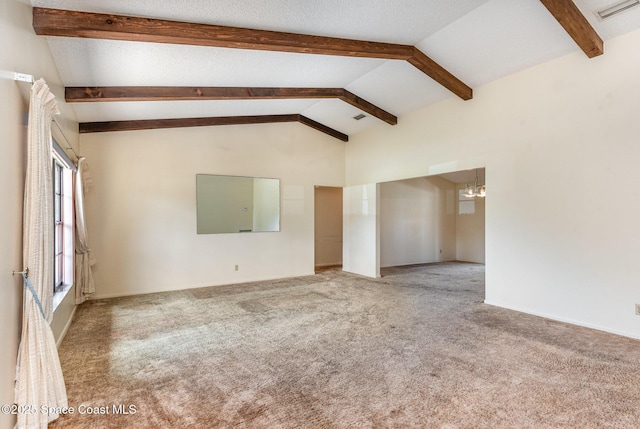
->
[29, 0, 640, 141]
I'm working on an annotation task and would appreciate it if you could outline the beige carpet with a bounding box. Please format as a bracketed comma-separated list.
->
[51, 262, 640, 428]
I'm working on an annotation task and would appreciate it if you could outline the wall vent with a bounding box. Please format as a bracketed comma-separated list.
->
[596, 0, 640, 20]
[353, 114, 366, 120]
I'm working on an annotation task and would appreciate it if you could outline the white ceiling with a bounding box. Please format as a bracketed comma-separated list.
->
[28, 0, 640, 138]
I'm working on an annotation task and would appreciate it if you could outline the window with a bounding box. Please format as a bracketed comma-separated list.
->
[52, 139, 76, 308]
[458, 188, 475, 215]
[53, 160, 64, 293]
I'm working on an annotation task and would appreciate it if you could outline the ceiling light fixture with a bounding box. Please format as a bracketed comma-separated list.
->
[596, 0, 640, 20]
[463, 169, 486, 198]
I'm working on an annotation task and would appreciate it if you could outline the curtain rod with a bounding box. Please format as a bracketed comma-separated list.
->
[51, 117, 80, 162]
[11, 71, 80, 162]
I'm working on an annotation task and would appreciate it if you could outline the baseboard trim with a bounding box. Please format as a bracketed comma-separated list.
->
[89, 272, 317, 300]
[314, 263, 342, 268]
[484, 299, 640, 340]
[56, 304, 77, 348]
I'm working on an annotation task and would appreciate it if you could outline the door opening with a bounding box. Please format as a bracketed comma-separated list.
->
[314, 186, 343, 272]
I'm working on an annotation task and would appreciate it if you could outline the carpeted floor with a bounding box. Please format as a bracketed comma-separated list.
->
[51, 262, 640, 428]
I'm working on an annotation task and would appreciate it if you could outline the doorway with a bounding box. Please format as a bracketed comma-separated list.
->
[314, 186, 343, 271]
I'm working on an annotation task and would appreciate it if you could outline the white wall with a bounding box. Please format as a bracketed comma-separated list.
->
[345, 28, 640, 339]
[456, 185, 485, 263]
[343, 184, 380, 278]
[0, 1, 79, 428]
[380, 177, 456, 267]
[314, 186, 343, 267]
[81, 123, 344, 298]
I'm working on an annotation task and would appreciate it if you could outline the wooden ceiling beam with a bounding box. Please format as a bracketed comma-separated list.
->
[339, 90, 398, 125]
[408, 48, 473, 100]
[297, 115, 349, 142]
[79, 114, 349, 141]
[79, 115, 297, 133]
[539, 0, 603, 58]
[66, 86, 344, 102]
[65, 86, 398, 125]
[32, 7, 412, 59]
[34, 7, 471, 101]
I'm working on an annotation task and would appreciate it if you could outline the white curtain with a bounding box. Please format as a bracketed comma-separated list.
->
[74, 157, 96, 304]
[15, 79, 68, 428]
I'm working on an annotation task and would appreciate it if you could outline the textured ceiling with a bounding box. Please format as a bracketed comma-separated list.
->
[28, 0, 640, 138]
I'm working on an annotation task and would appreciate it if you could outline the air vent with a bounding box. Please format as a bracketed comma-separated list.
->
[596, 0, 640, 20]
[353, 113, 366, 120]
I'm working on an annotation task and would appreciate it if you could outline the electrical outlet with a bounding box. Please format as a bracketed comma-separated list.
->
[636, 304, 640, 315]
[235, 265, 239, 271]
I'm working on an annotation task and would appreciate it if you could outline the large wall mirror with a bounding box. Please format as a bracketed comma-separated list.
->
[196, 174, 280, 234]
